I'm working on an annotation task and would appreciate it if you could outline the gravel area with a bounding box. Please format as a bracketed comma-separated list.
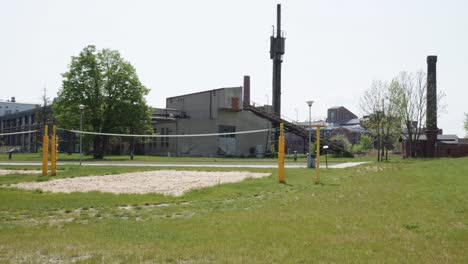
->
[12, 170, 271, 196]
[0, 169, 42, 176]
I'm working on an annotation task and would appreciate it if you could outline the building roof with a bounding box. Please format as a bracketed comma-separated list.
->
[328, 106, 343, 110]
[401, 134, 459, 144]
[342, 118, 361, 126]
[166, 86, 241, 100]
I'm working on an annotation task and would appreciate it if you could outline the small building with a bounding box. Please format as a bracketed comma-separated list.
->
[401, 134, 468, 158]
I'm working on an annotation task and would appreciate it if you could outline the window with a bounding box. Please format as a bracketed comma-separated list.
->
[219, 125, 236, 138]
[160, 128, 170, 147]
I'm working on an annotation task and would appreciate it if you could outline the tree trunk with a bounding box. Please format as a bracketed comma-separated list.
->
[93, 135, 104, 159]
[103, 135, 109, 155]
[408, 133, 414, 158]
[67, 132, 74, 155]
[381, 144, 385, 161]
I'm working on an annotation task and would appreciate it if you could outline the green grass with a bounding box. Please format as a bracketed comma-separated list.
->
[0, 152, 377, 164]
[0, 158, 466, 263]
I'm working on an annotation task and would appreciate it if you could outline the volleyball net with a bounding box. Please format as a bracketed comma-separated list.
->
[56, 126, 275, 158]
[0, 126, 278, 157]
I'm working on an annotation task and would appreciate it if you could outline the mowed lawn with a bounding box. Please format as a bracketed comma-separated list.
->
[0, 152, 375, 164]
[0, 158, 466, 263]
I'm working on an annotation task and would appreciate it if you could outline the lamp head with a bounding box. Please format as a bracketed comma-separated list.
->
[79, 104, 85, 110]
[306, 100, 314, 107]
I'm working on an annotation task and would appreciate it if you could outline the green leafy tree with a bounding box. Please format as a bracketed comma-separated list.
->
[54, 45, 152, 159]
[355, 134, 373, 153]
[330, 134, 351, 153]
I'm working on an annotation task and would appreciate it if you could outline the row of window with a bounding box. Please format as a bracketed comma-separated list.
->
[219, 125, 236, 138]
[155, 127, 170, 147]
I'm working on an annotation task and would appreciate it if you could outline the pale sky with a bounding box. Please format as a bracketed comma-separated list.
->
[1, 0, 467, 136]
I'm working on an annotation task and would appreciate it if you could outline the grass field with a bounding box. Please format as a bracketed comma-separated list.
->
[0, 152, 376, 164]
[0, 157, 467, 263]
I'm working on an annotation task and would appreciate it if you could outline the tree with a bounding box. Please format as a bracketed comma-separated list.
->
[54, 45, 152, 159]
[330, 133, 352, 155]
[360, 80, 399, 161]
[36, 87, 52, 127]
[389, 71, 446, 157]
[354, 134, 373, 153]
[388, 71, 426, 158]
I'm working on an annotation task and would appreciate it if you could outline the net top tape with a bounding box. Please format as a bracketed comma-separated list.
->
[59, 128, 271, 138]
[0, 130, 38, 136]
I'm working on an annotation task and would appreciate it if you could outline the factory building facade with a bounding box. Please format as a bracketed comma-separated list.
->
[0, 97, 39, 117]
[148, 86, 272, 157]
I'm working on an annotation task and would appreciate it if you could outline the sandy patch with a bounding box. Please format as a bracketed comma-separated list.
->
[0, 169, 42, 176]
[12, 170, 271, 196]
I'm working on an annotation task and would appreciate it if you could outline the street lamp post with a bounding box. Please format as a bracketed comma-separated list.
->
[79, 104, 85, 165]
[324, 145, 329, 169]
[306, 100, 314, 168]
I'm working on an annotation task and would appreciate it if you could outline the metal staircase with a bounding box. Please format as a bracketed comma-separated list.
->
[243, 103, 345, 152]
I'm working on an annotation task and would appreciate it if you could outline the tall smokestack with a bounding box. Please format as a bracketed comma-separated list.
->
[243, 75, 250, 106]
[426, 55, 438, 157]
[270, 3, 285, 117]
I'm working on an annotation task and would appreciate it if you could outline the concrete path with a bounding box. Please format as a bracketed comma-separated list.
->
[0, 161, 369, 169]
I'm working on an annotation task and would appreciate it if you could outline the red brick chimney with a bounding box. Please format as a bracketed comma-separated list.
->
[426, 56, 438, 157]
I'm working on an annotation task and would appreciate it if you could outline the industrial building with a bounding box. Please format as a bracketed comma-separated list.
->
[0, 99, 44, 152]
[148, 80, 272, 157]
[0, 97, 39, 117]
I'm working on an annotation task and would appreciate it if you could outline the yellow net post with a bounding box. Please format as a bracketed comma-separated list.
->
[56, 135, 59, 171]
[313, 125, 325, 184]
[278, 123, 285, 183]
[42, 125, 48, 177]
[51, 125, 56, 176]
